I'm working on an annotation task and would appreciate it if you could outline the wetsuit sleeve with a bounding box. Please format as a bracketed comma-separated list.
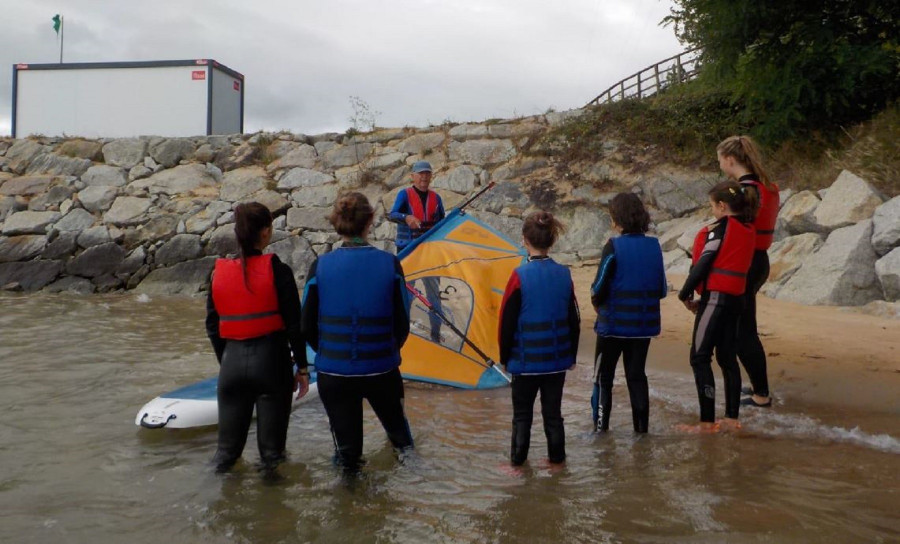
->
[388, 190, 410, 223]
[498, 270, 522, 367]
[590, 240, 616, 310]
[272, 255, 307, 369]
[300, 259, 320, 352]
[435, 194, 446, 222]
[393, 256, 411, 348]
[205, 282, 226, 364]
[568, 280, 581, 365]
[678, 219, 727, 301]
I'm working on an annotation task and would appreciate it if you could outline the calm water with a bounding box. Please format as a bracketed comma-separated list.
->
[1, 292, 898, 544]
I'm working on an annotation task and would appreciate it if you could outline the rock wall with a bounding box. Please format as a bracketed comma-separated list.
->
[0, 114, 897, 311]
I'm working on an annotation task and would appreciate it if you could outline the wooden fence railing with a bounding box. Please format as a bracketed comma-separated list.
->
[586, 47, 702, 107]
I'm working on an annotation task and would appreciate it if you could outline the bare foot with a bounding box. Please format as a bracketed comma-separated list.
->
[675, 422, 719, 434]
[718, 418, 742, 432]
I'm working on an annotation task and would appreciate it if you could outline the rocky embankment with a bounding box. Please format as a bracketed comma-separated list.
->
[0, 111, 897, 314]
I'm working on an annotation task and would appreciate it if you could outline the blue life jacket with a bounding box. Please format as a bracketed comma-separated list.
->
[595, 234, 665, 337]
[314, 246, 400, 375]
[507, 259, 575, 375]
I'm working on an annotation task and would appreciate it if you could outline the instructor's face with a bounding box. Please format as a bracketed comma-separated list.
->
[412, 171, 432, 192]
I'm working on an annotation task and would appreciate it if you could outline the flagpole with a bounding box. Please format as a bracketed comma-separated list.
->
[59, 15, 64, 63]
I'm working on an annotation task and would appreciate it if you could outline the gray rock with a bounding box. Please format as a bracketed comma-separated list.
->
[67, 242, 126, 277]
[27, 185, 75, 211]
[643, 174, 716, 218]
[134, 256, 217, 296]
[5, 140, 46, 173]
[117, 246, 146, 275]
[277, 168, 335, 190]
[397, 132, 446, 155]
[219, 167, 269, 202]
[469, 181, 529, 213]
[193, 144, 216, 163]
[656, 214, 707, 252]
[185, 208, 222, 234]
[83, 165, 128, 187]
[149, 138, 196, 167]
[488, 123, 544, 139]
[265, 144, 318, 172]
[0, 195, 19, 222]
[433, 165, 478, 193]
[814, 170, 884, 231]
[249, 189, 290, 215]
[24, 153, 92, 177]
[205, 224, 239, 256]
[675, 218, 716, 254]
[544, 109, 586, 126]
[217, 142, 258, 171]
[77, 225, 111, 248]
[292, 184, 339, 207]
[131, 164, 218, 196]
[103, 197, 152, 226]
[128, 165, 153, 181]
[78, 185, 119, 213]
[778, 220, 882, 306]
[663, 248, 691, 275]
[42, 231, 78, 259]
[449, 124, 490, 140]
[217, 211, 235, 226]
[0, 260, 62, 291]
[286, 207, 331, 231]
[778, 190, 822, 234]
[759, 233, 825, 298]
[875, 247, 900, 302]
[155, 233, 203, 266]
[0, 175, 54, 196]
[365, 151, 407, 170]
[56, 139, 104, 161]
[128, 214, 180, 245]
[490, 158, 549, 182]
[449, 139, 516, 166]
[55, 208, 96, 232]
[323, 143, 374, 169]
[383, 165, 412, 189]
[43, 276, 95, 294]
[2, 210, 61, 235]
[871, 196, 900, 256]
[0, 235, 48, 263]
[102, 138, 148, 169]
[266, 235, 316, 284]
[555, 207, 613, 256]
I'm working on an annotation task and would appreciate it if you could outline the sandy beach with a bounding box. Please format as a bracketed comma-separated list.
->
[570, 266, 900, 433]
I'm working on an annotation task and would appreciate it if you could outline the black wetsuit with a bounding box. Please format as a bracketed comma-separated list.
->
[737, 178, 771, 397]
[205, 252, 307, 471]
[678, 219, 743, 422]
[301, 243, 413, 469]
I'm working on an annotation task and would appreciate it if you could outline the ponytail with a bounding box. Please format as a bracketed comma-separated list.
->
[233, 202, 274, 290]
[708, 181, 753, 223]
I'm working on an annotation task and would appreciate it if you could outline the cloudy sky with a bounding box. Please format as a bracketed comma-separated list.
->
[1, 0, 682, 136]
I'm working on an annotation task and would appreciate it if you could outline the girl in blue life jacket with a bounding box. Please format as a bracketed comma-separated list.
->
[206, 202, 309, 473]
[590, 193, 667, 433]
[301, 192, 413, 471]
[678, 182, 755, 433]
[499, 211, 580, 466]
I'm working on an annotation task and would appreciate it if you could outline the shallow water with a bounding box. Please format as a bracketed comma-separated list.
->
[1, 292, 898, 543]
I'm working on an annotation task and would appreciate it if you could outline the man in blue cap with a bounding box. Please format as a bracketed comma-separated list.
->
[389, 160, 446, 342]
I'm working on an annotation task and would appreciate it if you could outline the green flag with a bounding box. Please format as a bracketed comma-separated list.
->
[52, 14, 61, 35]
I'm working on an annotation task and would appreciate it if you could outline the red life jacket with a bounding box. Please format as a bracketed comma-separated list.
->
[691, 216, 755, 296]
[742, 179, 780, 250]
[212, 254, 285, 340]
[405, 187, 439, 227]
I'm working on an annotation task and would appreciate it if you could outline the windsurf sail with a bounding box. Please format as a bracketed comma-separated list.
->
[397, 190, 527, 389]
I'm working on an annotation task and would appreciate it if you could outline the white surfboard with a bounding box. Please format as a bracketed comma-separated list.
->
[135, 372, 318, 429]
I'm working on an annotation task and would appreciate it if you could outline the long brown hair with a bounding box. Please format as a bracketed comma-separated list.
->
[233, 202, 273, 289]
[329, 192, 374, 237]
[717, 135, 774, 218]
[522, 211, 565, 250]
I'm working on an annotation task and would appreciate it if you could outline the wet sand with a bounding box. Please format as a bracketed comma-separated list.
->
[570, 266, 900, 432]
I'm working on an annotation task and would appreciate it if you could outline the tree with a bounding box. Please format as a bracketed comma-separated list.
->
[665, 1, 900, 142]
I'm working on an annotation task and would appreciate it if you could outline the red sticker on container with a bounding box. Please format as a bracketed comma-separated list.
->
[233, 80, 240, 91]
[192, 70, 206, 80]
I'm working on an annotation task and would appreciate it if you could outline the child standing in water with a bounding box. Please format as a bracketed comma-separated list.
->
[716, 136, 779, 408]
[590, 193, 667, 433]
[678, 182, 755, 432]
[499, 212, 580, 466]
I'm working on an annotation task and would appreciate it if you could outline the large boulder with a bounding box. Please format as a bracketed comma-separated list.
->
[322, 143, 374, 169]
[27, 185, 75, 211]
[205, 224, 239, 256]
[777, 220, 882, 306]
[292, 184, 339, 208]
[656, 214, 707, 252]
[82, 165, 128, 187]
[149, 138, 196, 167]
[24, 153, 92, 177]
[67, 242, 126, 277]
[871, 196, 900, 256]
[448, 139, 516, 166]
[0, 175, 55, 197]
[397, 132, 446, 155]
[4, 140, 46, 173]
[76, 225, 112, 249]
[133, 256, 217, 296]
[468, 181, 529, 213]
[286, 207, 331, 231]
[0, 235, 48, 263]
[432, 165, 478, 193]
[266, 235, 316, 284]
[102, 138, 148, 169]
[641, 173, 717, 218]
[449, 124, 489, 140]
[875, 247, 900, 302]
[813, 170, 884, 231]
[56, 139, 104, 161]
[219, 167, 269, 202]
[154, 233, 203, 266]
[41, 232, 78, 259]
[759, 233, 824, 298]
[265, 144, 318, 172]
[777, 190, 821, 234]
[131, 164, 218, 196]
[103, 197, 152, 226]
[555, 206, 613, 259]
[78, 186, 119, 213]
[2, 210, 60, 235]
[248, 189, 290, 215]
[0, 259, 62, 291]
[54, 208, 96, 232]
[277, 168, 335, 190]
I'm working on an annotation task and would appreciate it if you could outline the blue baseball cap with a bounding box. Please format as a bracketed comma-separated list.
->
[412, 160, 433, 173]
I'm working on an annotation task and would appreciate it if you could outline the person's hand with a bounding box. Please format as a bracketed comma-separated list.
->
[405, 215, 422, 229]
[294, 372, 310, 399]
[682, 299, 699, 314]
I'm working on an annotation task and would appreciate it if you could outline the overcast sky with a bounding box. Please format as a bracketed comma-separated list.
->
[1, 0, 682, 137]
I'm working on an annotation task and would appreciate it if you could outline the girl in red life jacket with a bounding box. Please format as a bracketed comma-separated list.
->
[499, 212, 580, 466]
[678, 182, 755, 432]
[206, 202, 309, 473]
[717, 136, 779, 408]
